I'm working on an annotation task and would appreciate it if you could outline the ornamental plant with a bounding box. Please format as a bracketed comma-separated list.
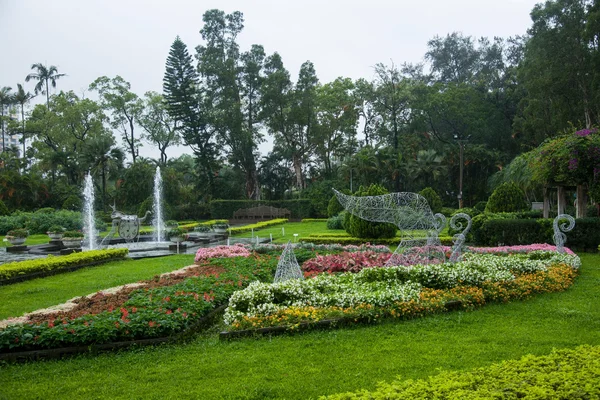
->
[344, 184, 397, 239]
[167, 227, 187, 238]
[6, 228, 28, 238]
[47, 225, 64, 234]
[62, 230, 84, 239]
[194, 225, 212, 233]
[212, 223, 229, 230]
[194, 244, 251, 263]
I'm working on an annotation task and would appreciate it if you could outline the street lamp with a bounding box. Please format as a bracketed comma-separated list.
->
[454, 134, 470, 209]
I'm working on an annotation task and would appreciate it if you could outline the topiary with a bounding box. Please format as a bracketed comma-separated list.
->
[327, 193, 345, 217]
[343, 184, 397, 239]
[418, 187, 443, 214]
[62, 195, 83, 211]
[485, 182, 529, 213]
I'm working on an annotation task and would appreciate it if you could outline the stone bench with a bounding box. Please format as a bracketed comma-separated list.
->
[232, 206, 291, 221]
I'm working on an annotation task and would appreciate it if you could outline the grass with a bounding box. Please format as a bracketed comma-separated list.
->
[0, 254, 195, 320]
[230, 221, 450, 244]
[0, 253, 598, 399]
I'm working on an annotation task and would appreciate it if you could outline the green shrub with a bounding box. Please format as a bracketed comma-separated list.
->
[137, 196, 154, 220]
[209, 200, 313, 219]
[473, 201, 487, 212]
[327, 212, 346, 230]
[326, 345, 600, 399]
[0, 249, 129, 281]
[0, 199, 9, 216]
[344, 185, 397, 239]
[478, 218, 551, 246]
[327, 194, 345, 217]
[485, 182, 528, 213]
[25, 210, 83, 234]
[62, 194, 83, 211]
[568, 217, 600, 250]
[418, 187, 443, 214]
[34, 207, 56, 214]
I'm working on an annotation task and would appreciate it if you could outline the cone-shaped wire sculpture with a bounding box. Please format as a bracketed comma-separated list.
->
[553, 214, 575, 254]
[333, 188, 471, 264]
[274, 240, 304, 283]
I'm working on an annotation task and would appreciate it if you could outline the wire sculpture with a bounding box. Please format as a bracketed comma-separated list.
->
[333, 188, 471, 265]
[553, 214, 575, 254]
[274, 240, 304, 282]
[449, 213, 472, 262]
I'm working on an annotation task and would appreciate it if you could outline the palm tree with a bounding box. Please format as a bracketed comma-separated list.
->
[13, 84, 35, 164]
[25, 63, 66, 110]
[0, 86, 14, 153]
[81, 135, 125, 211]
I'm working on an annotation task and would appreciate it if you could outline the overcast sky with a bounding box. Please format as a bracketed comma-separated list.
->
[1, 0, 541, 160]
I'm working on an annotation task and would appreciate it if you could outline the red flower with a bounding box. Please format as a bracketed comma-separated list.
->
[148, 321, 156, 327]
[166, 310, 172, 315]
[48, 320, 55, 328]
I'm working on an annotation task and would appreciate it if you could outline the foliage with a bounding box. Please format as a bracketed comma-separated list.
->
[418, 187, 443, 214]
[62, 230, 84, 238]
[6, 228, 28, 238]
[25, 209, 84, 234]
[166, 228, 187, 238]
[344, 184, 397, 239]
[302, 251, 391, 277]
[229, 219, 287, 234]
[485, 182, 528, 213]
[0, 249, 128, 281]
[0, 199, 9, 216]
[326, 212, 346, 230]
[0, 255, 278, 352]
[210, 199, 313, 219]
[325, 345, 600, 399]
[327, 194, 345, 217]
[62, 194, 82, 211]
[47, 225, 64, 233]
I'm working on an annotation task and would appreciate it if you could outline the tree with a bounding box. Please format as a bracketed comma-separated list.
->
[516, 0, 598, 145]
[0, 86, 13, 153]
[13, 84, 35, 166]
[89, 76, 143, 164]
[196, 10, 263, 199]
[80, 135, 124, 211]
[314, 77, 359, 178]
[25, 63, 66, 110]
[163, 35, 218, 198]
[138, 91, 180, 165]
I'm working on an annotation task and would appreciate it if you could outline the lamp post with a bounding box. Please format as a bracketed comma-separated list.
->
[454, 135, 470, 209]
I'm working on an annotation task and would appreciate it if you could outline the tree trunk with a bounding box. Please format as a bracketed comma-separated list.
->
[292, 153, 304, 190]
[557, 186, 566, 215]
[576, 184, 587, 218]
[543, 187, 550, 219]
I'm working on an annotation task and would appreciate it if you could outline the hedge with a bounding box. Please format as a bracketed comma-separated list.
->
[299, 236, 455, 246]
[210, 200, 313, 219]
[0, 249, 129, 281]
[229, 219, 288, 234]
[325, 345, 600, 399]
[474, 217, 600, 250]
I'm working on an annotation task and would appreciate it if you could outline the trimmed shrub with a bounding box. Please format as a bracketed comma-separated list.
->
[485, 182, 528, 213]
[327, 212, 346, 230]
[210, 199, 313, 219]
[343, 184, 397, 239]
[418, 187, 443, 214]
[327, 194, 345, 217]
[62, 195, 83, 211]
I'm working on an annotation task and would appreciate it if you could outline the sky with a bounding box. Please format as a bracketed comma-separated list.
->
[0, 0, 541, 160]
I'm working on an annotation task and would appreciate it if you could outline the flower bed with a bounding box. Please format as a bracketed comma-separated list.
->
[0, 255, 278, 352]
[223, 249, 580, 332]
[194, 244, 252, 263]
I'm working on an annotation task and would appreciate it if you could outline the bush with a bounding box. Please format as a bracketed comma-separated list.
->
[418, 187, 443, 214]
[327, 194, 345, 217]
[327, 212, 346, 230]
[344, 184, 397, 239]
[210, 199, 313, 219]
[485, 182, 528, 213]
[25, 210, 83, 234]
[326, 345, 600, 400]
[0, 199, 9, 216]
[62, 194, 82, 211]
[0, 214, 30, 235]
[473, 201, 487, 212]
[478, 218, 551, 246]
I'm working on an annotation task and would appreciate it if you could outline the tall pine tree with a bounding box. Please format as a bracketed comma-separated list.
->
[163, 36, 217, 198]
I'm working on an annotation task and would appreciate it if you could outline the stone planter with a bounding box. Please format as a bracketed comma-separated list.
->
[213, 228, 228, 235]
[7, 237, 26, 246]
[47, 233, 64, 240]
[169, 236, 186, 243]
[62, 239, 82, 248]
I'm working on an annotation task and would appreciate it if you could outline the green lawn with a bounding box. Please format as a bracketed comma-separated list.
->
[0, 254, 195, 320]
[230, 221, 450, 244]
[0, 253, 598, 399]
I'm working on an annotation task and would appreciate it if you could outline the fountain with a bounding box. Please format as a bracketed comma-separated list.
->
[83, 172, 97, 250]
[152, 166, 165, 243]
